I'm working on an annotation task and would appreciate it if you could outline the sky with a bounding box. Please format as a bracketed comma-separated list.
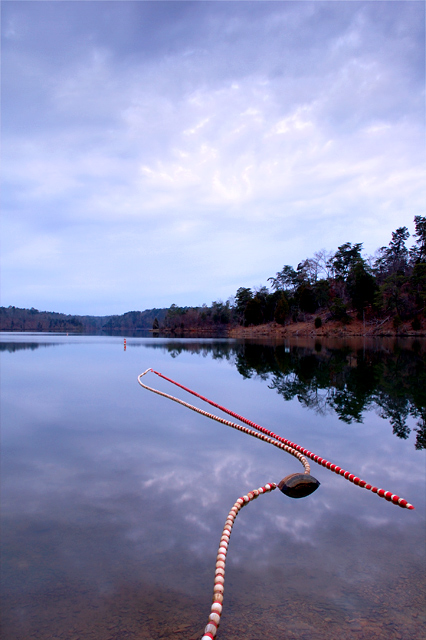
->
[1, 0, 425, 316]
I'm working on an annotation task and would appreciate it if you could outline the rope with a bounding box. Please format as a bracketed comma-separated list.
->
[137, 368, 414, 510]
[138, 369, 310, 473]
[200, 483, 277, 640]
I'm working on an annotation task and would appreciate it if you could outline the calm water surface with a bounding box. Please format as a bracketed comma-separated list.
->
[1, 333, 425, 640]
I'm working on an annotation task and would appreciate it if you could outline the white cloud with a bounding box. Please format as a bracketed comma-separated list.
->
[1, 1, 424, 314]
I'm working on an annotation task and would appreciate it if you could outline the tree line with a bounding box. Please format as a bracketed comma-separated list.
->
[1, 216, 424, 333]
[161, 215, 426, 332]
[0, 306, 87, 332]
[0, 306, 168, 333]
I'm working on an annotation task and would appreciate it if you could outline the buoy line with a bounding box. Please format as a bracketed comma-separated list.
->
[138, 369, 310, 473]
[137, 367, 414, 640]
[201, 482, 277, 640]
[137, 368, 414, 510]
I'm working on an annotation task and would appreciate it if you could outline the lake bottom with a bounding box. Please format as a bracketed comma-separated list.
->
[2, 563, 424, 640]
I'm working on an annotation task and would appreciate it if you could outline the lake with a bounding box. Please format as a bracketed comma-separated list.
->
[1, 333, 425, 640]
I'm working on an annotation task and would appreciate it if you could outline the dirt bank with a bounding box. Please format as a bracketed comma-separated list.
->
[228, 314, 426, 339]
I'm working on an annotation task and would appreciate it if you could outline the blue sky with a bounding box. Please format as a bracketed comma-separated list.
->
[1, 1, 425, 316]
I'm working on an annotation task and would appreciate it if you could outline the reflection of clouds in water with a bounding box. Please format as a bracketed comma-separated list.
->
[2, 335, 424, 637]
[273, 511, 322, 545]
[360, 514, 393, 527]
[6, 415, 420, 560]
[385, 456, 419, 482]
[185, 513, 211, 535]
[0, 341, 61, 352]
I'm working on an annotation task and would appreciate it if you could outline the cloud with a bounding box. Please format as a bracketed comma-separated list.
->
[1, 1, 424, 314]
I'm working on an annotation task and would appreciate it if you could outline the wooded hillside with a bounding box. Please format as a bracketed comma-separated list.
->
[161, 216, 426, 333]
[0, 307, 168, 333]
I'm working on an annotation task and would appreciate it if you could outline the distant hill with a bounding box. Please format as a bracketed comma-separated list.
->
[0, 306, 86, 332]
[0, 306, 169, 333]
[101, 308, 168, 331]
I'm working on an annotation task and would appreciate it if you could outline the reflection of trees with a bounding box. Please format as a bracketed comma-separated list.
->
[271, 372, 335, 416]
[140, 340, 239, 363]
[241, 342, 425, 450]
[413, 409, 426, 450]
[139, 338, 425, 449]
[267, 349, 377, 424]
[371, 345, 426, 446]
[375, 394, 411, 439]
[0, 342, 60, 352]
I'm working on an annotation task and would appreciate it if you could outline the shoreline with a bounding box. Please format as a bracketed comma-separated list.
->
[2, 317, 425, 339]
[227, 317, 426, 339]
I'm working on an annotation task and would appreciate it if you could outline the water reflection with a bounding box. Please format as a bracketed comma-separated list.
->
[138, 337, 426, 449]
[0, 341, 60, 352]
[1, 334, 425, 640]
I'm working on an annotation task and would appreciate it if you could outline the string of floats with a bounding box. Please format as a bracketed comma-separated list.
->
[138, 367, 414, 640]
[137, 368, 414, 510]
[200, 481, 277, 640]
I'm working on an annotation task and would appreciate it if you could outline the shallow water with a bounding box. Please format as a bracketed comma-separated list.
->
[1, 333, 425, 640]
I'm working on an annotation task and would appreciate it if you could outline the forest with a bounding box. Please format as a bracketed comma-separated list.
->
[1, 216, 425, 334]
[160, 215, 426, 333]
[0, 307, 168, 333]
